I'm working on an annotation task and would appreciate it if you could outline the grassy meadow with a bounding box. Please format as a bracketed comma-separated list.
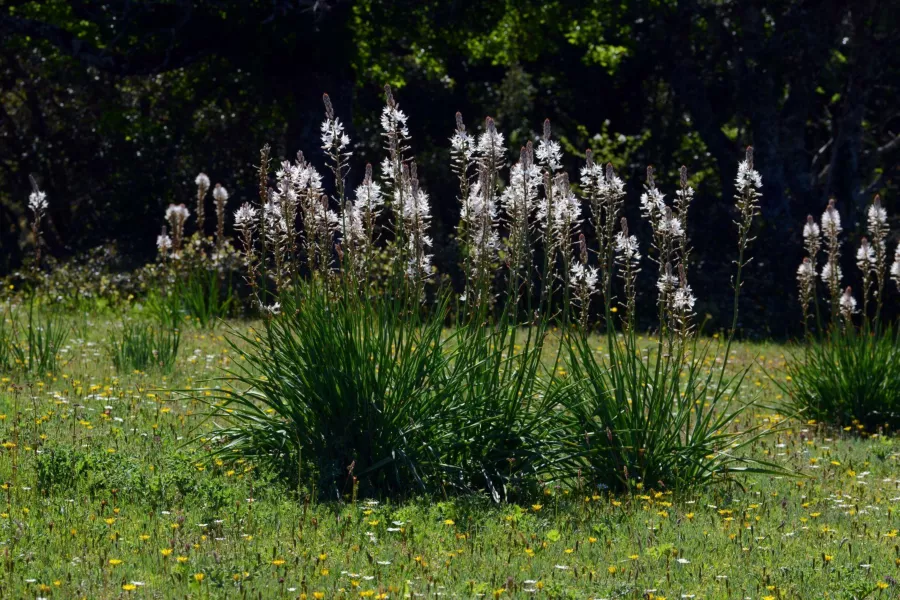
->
[2, 88, 898, 600]
[0, 315, 897, 599]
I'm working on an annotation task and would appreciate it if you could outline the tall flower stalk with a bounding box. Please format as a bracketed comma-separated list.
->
[500, 143, 539, 309]
[892, 244, 900, 292]
[344, 164, 383, 283]
[614, 217, 640, 332]
[867, 195, 889, 324]
[321, 93, 353, 275]
[165, 204, 190, 254]
[570, 234, 598, 329]
[582, 153, 626, 317]
[213, 184, 229, 252]
[380, 85, 412, 278]
[856, 237, 874, 322]
[27, 176, 48, 274]
[820, 199, 843, 323]
[460, 117, 504, 315]
[195, 173, 210, 234]
[798, 215, 821, 333]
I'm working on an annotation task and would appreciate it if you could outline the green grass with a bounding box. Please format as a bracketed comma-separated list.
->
[0, 316, 898, 599]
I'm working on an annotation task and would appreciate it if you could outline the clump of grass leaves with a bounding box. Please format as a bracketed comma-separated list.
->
[208, 282, 464, 500]
[785, 196, 900, 431]
[108, 321, 180, 373]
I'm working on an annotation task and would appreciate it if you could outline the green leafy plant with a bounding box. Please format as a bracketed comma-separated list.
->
[206, 282, 462, 499]
[784, 325, 900, 430]
[8, 300, 69, 375]
[786, 195, 900, 430]
[177, 267, 235, 328]
[558, 151, 782, 491]
[108, 321, 180, 373]
[440, 308, 567, 500]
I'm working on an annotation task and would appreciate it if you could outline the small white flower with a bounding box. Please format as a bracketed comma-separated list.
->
[673, 286, 696, 312]
[657, 273, 678, 295]
[891, 245, 900, 288]
[615, 232, 641, 264]
[156, 234, 172, 252]
[476, 120, 505, 166]
[867, 202, 887, 229]
[797, 260, 814, 278]
[803, 220, 820, 239]
[570, 262, 599, 293]
[380, 106, 409, 139]
[639, 189, 666, 219]
[165, 204, 190, 221]
[735, 159, 762, 191]
[840, 288, 857, 314]
[856, 242, 875, 269]
[213, 184, 229, 203]
[264, 302, 281, 315]
[820, 262, 842, 284]
[321, 116, 350, 151]
[821, 205, 842, 235]
[195, 172, 210, 191]
[29, 190, 48, 213]
[535, 139, 562, 172]
[234, 203, 258, 228]
[660, 215, 684, 238]
[450, 130, 475, 155]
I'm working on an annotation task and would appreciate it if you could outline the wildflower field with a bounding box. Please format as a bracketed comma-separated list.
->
[0, 324, 899, 599]
[2, 86, 899, 599]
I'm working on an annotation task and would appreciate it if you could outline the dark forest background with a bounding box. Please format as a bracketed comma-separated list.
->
[1, 0, 898, 336]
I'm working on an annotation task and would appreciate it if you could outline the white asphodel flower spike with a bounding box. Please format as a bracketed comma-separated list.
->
[891, 244, 900, 291]
[856, 238, 875, 270]
[195, 172, 210, 192]
[156, 226, 172, 255]
[803, 216, 820, 240]
[535, 119, 562, 173]
[213, 184, 229, 204]
[821, 200, 842, 236]
[839, 286, 857, 324]
[28, 189, 48, 214]
[234, 203, 258, 231]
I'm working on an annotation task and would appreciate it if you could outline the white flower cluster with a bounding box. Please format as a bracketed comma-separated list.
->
[343, 165, 384, 257]
[535, 138, 562, 173]
[892, 245, 900, 290]
[321, 116, 350, 153]
[839, 286, 857, 320]
[735, 157, 762, 192]
[856, 239, 875, 270]
[461, 178, 499, 266]
[213, 184, 229, 204]
[614, 232, 641, 265]
[165, 204, 190, 223]
[803, 218, 820, 240]
[673, 285, 696, 312]
[570, 261, 599, 295]
[536, 173, 581, 253]
[195, 172, 210, 191]
[476, 117, 506, 168]
[821, 204, 842, 236]
[156, 230, 172, 253]
[380, 105, 409, 141]
[28, 190, 48, 214]
[234, 203, 258, 230]
[820, 262, 842, 285]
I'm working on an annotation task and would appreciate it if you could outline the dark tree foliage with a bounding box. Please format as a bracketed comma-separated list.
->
[1, 0, 897, 334]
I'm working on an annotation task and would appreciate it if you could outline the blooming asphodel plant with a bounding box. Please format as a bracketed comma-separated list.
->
[785, 189, 900, 430]
[212, 85, 786, 498]
[796, 194, 897, 335]
[559, 146, 783, 492]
